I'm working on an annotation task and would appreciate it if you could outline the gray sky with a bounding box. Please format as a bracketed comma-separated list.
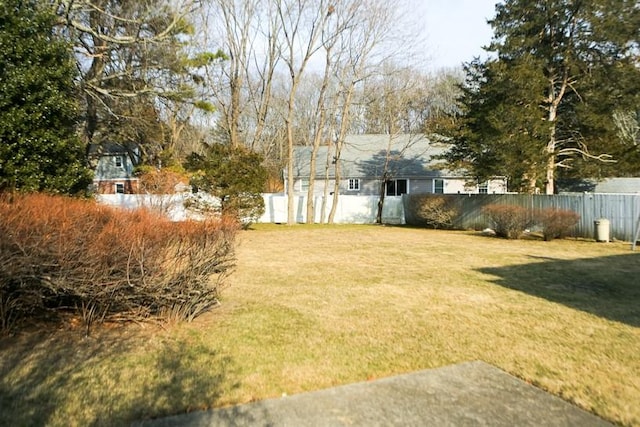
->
[421, 0, 497, 70]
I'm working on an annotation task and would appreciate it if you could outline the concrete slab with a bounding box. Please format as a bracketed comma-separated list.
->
[136, 361, 612, 427]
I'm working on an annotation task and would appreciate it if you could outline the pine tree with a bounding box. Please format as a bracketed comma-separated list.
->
[0, 0, 92, 194]
[444, 0, 640, 193]
[184, 144, 267, 226]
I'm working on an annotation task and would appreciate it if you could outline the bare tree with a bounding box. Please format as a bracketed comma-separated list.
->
[55, 0, 205, 154]
[322, 1, 408, 223]
[303, 0, 367, 223]
[355, 63, 435, 223]
[204, 0, 259, 148]
[274, 0, 332, 225]
[193, 0, 429, 224]
[324, 1, 424, 223]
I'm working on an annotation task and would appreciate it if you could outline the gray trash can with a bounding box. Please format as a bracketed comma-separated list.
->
[594, 218, 610, 242]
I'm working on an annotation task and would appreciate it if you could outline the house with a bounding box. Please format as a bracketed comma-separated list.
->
[286, 134, 507, 196]
[90, 143, 140, 194]
[558, 177, 640, 194]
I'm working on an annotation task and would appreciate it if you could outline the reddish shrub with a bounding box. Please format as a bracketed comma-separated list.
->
[0, 193, 238, 333]
[536, 208, 580, 241]
[483, 204, 533, 239]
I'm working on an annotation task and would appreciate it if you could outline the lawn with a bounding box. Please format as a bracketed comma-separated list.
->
[1, 225, 639, 426]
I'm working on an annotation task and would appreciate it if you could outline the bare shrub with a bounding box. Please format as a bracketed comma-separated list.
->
[0, 193, 238, 333]
[413, 195, 460, 229]
[483, 204, 533, 239]
[536, 208, 580, 241]
[137, 166, 189, 195]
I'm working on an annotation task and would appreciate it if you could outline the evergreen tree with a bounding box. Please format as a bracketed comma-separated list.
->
[444, 0, 640, 193]
[0, 0, 92, 194]
[184, 144, 267, 226]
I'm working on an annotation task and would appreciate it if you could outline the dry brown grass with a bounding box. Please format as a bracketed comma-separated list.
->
[1, 225, 639, 426]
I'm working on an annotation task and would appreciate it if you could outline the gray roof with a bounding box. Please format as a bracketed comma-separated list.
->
[292, 134, 458, 179]
[559, 177, 640, 194]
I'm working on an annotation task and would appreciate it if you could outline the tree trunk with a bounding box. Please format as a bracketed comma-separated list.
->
[544, 68, 569, 195]
[286, 114, 296, 225]
[83, 8, 107, 146]
[376, 177, 387, 224]
[545, 100, 559, 195]
[328, 82, 355, 224]
[319, 140, 334, 223]
[305, 44, 332, 223]
[328, 138, 342, 224]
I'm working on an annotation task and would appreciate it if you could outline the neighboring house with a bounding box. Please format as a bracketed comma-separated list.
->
[558, 177, 640, 194]
[286, 134, 507, 196]
[90, 143, 140, 194]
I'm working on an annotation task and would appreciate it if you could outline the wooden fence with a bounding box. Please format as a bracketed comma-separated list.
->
[404, 193, 640, 242]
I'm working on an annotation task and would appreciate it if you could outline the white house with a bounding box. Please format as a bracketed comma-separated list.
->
[286, 134, 507, 196]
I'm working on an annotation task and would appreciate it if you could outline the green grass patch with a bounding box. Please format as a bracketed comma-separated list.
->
[1, 227, 639, 426]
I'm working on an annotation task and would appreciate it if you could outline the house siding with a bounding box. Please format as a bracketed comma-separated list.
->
[288, 135, 508, 197]
[96, 179, 139, 194]
[411, 179, 432, 194]
[293, 177, 506, 196]
[93, 151, 139, 194]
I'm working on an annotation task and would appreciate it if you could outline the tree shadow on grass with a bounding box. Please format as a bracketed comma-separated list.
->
[0, 325, 252, 426]
[477, 253, 640, 327]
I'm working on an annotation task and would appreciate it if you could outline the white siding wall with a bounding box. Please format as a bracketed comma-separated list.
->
[437, 178, 507, 194]
[293, 177, 507, 196]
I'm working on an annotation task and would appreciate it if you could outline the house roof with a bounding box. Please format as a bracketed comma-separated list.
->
[291, 134, 459, 179]
[559, 177, 640, 194]
[88, 142, 141, 164]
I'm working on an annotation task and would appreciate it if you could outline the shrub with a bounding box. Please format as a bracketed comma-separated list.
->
[0, 193, 238, 333]
[483, 204, 533, 239]
[184, 144, 267, 228]
[536, 208, 580, 241]
[413, 195, 460, 229]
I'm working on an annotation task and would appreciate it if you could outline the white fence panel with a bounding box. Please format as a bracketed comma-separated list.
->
[258, 195, 404, 224]
[97, 193, 404, 225]
[96, 193, 199, 221]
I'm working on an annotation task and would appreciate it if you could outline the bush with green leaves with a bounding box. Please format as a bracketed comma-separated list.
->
[184, 144, 267, 227]
[0, 0, 92, 194]
[0, 194, 238, 334]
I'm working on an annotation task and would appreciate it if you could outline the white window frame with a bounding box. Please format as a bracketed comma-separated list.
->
[115, 155, 123, 168]
[115, 183, 125, 194]
[478, 181, 489, 194]
[348, 178, 360, 191]
[298, 179, 309, 192]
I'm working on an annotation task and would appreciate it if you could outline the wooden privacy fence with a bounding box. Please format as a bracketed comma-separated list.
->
[403, 193, 640, 242]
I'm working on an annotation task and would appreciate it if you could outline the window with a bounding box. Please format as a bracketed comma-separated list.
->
[115, 156, 123, 168]
[386, 179, 407, 196]
[115, 183, 125, 194]
[434, 179, 444, 194]
[478, 181, 488, 194]
[298, 179, 309, 191]
[348, 178, 360, 191]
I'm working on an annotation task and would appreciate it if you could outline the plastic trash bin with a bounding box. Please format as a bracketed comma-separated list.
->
[594, 218, 610, 242]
